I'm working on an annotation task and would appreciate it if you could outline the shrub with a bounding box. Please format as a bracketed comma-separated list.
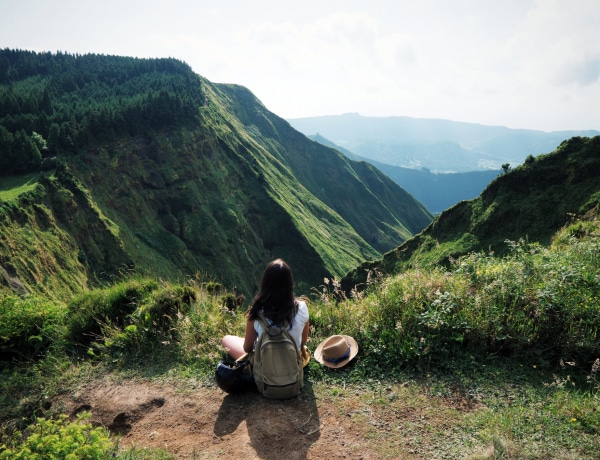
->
[374, 267, 469, 362]
[135, 285, 196, 330]
[309, 225, 599, 371]
[65, 278, 158, 346]
[0, 413, 113, 459]
[0, 295, 65, 361]
[92, 283, 200, 361]
[177, 287, 244, 369]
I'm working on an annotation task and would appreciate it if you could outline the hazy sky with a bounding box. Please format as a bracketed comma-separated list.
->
[1, 0, 599, 131]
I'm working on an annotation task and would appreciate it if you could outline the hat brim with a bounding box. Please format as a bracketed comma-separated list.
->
[314, 335, 359, 369]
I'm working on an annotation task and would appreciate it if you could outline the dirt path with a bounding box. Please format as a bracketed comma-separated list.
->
[54, 378, 481, 459]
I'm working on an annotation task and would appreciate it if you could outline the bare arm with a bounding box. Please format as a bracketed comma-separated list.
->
[243, 319, 258, 353]
[301, 320, 309, 347]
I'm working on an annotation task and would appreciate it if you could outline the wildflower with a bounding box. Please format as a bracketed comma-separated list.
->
[570, 418, 577, 422]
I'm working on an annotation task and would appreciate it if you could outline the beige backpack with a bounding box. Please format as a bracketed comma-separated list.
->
[251, 315, 303, 399]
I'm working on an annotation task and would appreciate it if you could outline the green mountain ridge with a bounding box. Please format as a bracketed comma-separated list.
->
[342, 135, 600, 290]
[0, 49, 432, 298]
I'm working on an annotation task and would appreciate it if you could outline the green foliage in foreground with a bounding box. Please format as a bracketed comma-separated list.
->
[313, 218, 599, 372]
[0, 411, 174, 459]
[0, 413, 112, 459]
[0, 214, 599, 458]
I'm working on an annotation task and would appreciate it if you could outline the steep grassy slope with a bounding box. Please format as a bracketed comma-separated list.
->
[0, 50, 432, 298]
[204, 82, 432, 248]
[343, 136, 600, 289]
[0, 167, 130, 298]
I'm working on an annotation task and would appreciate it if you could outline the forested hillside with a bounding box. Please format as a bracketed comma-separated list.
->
[0, 49, 202, 174]
[0, 49, 432, 298]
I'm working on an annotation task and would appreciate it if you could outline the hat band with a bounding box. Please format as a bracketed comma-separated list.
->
[324, 345, 350, 364]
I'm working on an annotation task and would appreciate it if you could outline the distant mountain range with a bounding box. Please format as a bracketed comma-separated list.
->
[309, 133, 500, 214]
[288, 113, 600, 173]
[289, 113, 599, 213]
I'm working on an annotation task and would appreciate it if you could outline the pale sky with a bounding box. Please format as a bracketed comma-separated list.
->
[1, 0, 599, 132]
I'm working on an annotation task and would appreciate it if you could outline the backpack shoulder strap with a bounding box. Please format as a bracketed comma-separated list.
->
[256, 312, 289, 334]
[255, 312, 268, 330]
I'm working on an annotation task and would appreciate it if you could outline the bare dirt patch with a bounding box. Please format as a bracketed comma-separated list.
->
[53, 378, 483, 459]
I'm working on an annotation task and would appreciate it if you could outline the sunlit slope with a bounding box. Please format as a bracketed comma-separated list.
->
[343, 136, 600, 289]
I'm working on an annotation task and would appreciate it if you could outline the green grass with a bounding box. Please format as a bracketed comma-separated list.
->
[1, 213, 599, 458]
[0, 172, 42, 202]
[0, 295, 66, 361]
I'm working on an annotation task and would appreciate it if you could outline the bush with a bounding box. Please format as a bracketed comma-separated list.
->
[135, 285, 196, 330]
[308, 223, 600, 371]
[65, 278, 158, 346]
[0, 413, 113, 459]
[0, 295, 65, 361]
[90, 283, 201, 361]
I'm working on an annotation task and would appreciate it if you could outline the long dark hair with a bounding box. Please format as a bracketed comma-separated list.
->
[248, 259, 298, 326]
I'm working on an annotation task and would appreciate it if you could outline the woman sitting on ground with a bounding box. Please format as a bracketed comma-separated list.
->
[221, 258, 309, 361]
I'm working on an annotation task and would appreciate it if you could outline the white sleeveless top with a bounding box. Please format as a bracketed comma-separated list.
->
[253, 300, 309, 349]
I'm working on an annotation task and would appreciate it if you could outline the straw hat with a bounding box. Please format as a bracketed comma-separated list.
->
[314, 335, 359, 368]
